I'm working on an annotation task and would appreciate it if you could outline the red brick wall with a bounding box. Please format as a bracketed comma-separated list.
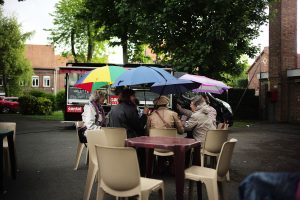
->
[269, 0, 298, 122]
[32, 69, 55, 93]
[248, 48, 269, 94]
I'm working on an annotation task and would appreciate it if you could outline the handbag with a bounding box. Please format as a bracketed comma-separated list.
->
[78, 126, 87, 144]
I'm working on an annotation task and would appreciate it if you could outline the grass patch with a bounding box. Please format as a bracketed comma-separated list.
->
[24, 111, 64, 121]
[232, 120, 256, 128]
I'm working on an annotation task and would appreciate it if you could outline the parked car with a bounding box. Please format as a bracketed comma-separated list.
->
[0, 97, 19, 113]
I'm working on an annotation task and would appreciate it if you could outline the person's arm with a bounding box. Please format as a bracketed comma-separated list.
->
[177, 104, 193, 117]
[184, 113, 198, 132]
[82, 105, 100, 130]
[173, 112, 184, 134]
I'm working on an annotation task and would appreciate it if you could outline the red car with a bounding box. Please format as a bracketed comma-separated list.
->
[0, 97, 19, 113]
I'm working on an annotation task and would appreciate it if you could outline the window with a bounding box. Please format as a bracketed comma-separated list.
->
[32, 76, 39, 87]
[43, 76, 50, 87]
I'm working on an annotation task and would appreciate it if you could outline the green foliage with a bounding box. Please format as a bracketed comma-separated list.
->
[56, 90, 66, 111]
[18, 95, 38, 115]
[36, 97, 53, 115]
[85, 0, 272, 79]
[128, 44, 153, 64]
[29, 90, 56, 111]
[47, 0, 108, 62]
[29, 90, 46, 98]
[0, 9, 33, 96]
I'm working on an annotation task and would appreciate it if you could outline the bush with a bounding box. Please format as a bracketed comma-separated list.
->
[29, 90, 56, 111]
[36, 97, 52, 115]
[18, 95, 38, 115]
[29, 90, 46, 98]
[44, 93, 56, 111]
[56, 90, 66, 111]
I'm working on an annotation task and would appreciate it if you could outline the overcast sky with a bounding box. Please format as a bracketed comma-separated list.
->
[2, 0, 300, 64]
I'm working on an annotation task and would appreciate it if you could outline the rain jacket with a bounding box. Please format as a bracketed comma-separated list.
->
[82, 101, 106, 132]
[108, 102, 147, 138]
[184, 102, 216, 142]
[147, 107, 184, 134]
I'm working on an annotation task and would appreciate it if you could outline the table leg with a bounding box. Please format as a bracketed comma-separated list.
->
[174, 146, 186, 200]
[193, 146, 202, 200]
[0, 136, 3, 192]
[145, 148, 154, 178]
[7, 134, 16, 179]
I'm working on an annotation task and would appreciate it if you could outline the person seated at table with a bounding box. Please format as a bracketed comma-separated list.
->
[177, 95, 216, 142]
[108, 88, 149, 138]
[79, 91, 107, 143]
[147, 96, 184, 134]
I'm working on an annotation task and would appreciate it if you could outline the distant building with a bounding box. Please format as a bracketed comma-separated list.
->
[248, 0, 300, 123]
[25, 44, 72, 94]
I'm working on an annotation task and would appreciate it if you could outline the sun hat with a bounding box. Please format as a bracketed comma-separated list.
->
[153, 96, 170, 106]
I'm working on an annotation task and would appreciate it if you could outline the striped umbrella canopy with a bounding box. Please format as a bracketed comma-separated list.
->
[75, 66, 126, 92]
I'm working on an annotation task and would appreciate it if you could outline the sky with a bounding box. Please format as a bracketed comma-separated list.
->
[2, 0, 300, 64]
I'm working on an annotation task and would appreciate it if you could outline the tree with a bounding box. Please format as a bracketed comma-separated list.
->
[47, 0, 108, 63]
[126, 0, 272, 82]
[85, 0, 142, 64]
[0, 9, 32, 96]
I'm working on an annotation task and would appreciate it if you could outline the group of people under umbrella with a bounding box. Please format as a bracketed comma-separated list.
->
[76, 65, 230, 143]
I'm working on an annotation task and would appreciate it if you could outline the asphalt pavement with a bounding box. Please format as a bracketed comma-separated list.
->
[0, 114, 300, 200]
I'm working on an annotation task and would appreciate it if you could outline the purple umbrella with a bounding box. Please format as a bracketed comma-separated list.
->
[179, 74, 231, 94]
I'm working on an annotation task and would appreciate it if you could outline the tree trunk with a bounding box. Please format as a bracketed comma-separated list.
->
[71, 29, 78, 63]
[3, 74, 9, 97]
[121, 35, 128, 64]
[87, 24, 94, 63]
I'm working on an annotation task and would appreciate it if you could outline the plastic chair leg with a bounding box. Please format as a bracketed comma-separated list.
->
[141, 191, 150, 200]
[83, 163, 98, 200]
[96, 185, 105, 200]
[158, 184, 165, 200]
[203, 179, 219, 200]
[74, 143, 84, 170]
[226, 171, 230, 181]
[85, 149, 89, 166]
[201, 153, 204, 167]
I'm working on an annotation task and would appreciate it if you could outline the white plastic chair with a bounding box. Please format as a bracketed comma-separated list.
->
[96, 145, 164, 200]
[74, 121, 88, 170]
[149, 128, 177, 156]
[83, 127, 127, 200]
[0, 122, 17, 176]
[201, 130, 229, 167]
[185, 138, 237, 200]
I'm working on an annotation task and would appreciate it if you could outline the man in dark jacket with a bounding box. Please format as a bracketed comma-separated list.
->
[109, 88, 149, 138]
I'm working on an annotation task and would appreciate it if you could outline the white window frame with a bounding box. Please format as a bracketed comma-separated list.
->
[43, 76, 51, 87]
[32, 76, 39, 87]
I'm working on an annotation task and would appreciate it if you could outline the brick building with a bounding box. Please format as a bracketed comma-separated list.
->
[25, 44, 71, 94]
[251, 0, 300, 122]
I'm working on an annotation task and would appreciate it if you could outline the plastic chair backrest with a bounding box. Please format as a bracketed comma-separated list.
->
[0, 122, 16, 140]
[96, 146, 141, 191]
[101, 127, 127, 147]
[216, 138, 237, 178]
[149, 128, 177, 137]
[217, 123, 229, 130]
[86, 129, 106, 165]
[203, 130, 229, 154]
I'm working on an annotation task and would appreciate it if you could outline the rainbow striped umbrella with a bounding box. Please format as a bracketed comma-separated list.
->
[75, 66, 126, 92]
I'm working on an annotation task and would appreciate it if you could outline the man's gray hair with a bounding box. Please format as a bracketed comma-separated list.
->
[191, 95, 205, 106]
[89, 91, 106, 102]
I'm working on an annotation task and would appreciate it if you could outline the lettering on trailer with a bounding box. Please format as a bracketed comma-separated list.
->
[109, 95, 119, 105]
[67, 106, 83, 113]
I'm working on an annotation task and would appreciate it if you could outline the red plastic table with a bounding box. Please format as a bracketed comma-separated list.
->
[125, 136, 202, 200]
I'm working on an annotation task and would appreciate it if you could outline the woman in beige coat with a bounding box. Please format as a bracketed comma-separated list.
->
[147, 96, 184, 134]
[177, 95, 216, 142]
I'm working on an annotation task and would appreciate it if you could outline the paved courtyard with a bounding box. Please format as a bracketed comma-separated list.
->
[1, 114, 300, 200]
